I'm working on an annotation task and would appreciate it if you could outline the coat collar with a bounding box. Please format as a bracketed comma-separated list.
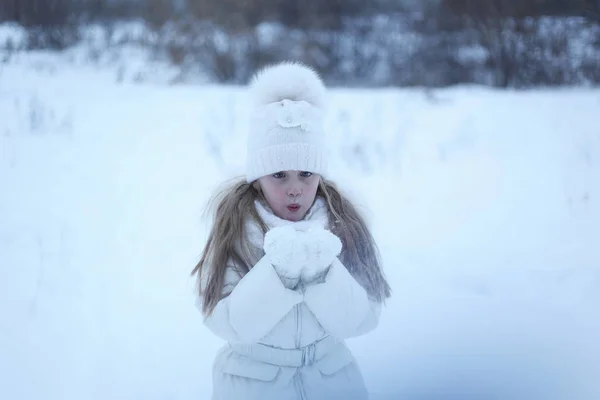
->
[245, 197, 330, 248]
[254, 197, 329, 229]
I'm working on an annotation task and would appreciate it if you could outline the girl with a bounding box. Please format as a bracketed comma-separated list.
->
[192, 62, 391, 400]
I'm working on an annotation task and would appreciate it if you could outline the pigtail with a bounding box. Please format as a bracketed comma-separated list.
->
[191, 177, 266, 316]
[318, 179, 392, 303]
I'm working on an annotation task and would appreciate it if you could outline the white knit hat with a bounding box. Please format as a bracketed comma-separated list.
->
[245, 61, 328, 183]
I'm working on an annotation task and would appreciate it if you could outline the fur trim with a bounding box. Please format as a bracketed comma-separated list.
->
[245, 197, 329, 250]
[249, 61, 327, 110]
[254, 197, 329, 232]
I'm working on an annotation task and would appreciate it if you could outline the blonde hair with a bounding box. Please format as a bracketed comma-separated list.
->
[191, 177, 392, 316]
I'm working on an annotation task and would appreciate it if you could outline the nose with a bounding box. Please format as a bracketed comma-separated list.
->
[287, 185, 301, 197]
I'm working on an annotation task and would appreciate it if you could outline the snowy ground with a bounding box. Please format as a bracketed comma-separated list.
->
[1, 54, 600, 400]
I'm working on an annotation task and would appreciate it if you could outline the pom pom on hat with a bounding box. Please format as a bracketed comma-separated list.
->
[249, 61, 327, 110]
[245, 61, 329, 183]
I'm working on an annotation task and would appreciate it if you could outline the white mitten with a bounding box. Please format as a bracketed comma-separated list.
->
[299, 228, 342, 283]
[263, 225, 306, 288]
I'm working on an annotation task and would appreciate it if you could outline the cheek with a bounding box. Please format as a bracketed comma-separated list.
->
[266, 185, 286, 203]
[274, 192, 286, 205]
[309, 180, 320, 195]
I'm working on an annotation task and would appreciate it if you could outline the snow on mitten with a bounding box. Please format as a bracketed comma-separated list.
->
[263, 225, 306, 288]
[300, 228, 342, 284]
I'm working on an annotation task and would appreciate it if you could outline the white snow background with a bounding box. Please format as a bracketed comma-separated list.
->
[1, 49, 599, 399]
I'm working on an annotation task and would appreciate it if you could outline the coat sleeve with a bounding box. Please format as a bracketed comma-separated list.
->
[197, 255, 303, 343]
[302, 258, 383, 339]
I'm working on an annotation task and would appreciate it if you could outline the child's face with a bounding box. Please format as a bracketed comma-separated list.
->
[257, 170, 320, 221]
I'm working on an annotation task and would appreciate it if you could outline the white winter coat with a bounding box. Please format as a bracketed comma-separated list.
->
[197, 197, 383, 400]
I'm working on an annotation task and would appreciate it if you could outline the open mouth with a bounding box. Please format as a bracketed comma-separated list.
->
[287, 204, 301, 212]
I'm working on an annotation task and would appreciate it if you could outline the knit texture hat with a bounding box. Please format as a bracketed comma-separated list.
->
[245, 61, 328, 183]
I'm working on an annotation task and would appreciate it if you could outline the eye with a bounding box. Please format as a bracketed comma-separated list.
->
[299, 171, 313, 178]
[272, 172, 286, 179]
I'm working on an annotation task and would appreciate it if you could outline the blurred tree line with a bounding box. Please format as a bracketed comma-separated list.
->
[1, 0, 599, 87]
[2, 0, 597, 29]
